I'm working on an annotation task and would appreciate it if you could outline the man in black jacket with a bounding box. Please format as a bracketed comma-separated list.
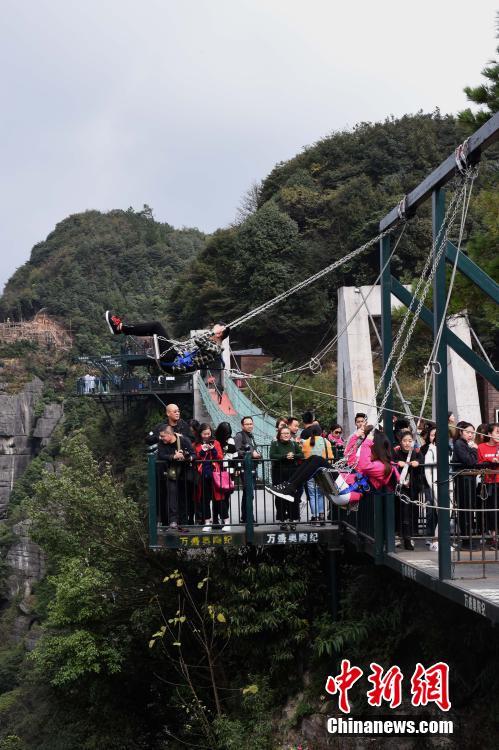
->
[234, 416, 261, 523]
[156, 425, 195, 530]
[147, 403, 193, 446]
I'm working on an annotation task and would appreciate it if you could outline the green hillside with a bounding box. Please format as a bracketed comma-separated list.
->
[169, 112, 497, 361]
[0, 111, 498, 749]
[0, 206, 206, 354]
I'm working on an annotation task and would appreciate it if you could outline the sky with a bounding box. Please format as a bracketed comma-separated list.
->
[1, 0, 497, 292]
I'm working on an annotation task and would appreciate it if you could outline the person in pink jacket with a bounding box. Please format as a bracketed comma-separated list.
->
[268, 425, 399, 508]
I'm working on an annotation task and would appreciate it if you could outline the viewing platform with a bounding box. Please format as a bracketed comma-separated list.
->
[77, 342, 194, 399]
[148, 451, 499, 625]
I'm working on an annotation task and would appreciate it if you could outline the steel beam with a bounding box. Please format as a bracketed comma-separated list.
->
[380, 235, 394, 552]
[446, 241, 499, 306]
[380, 112, 499, 230]
[148, 452, 158, 547]
[433, 189, 451, 581]
[390, 278, 499, 388]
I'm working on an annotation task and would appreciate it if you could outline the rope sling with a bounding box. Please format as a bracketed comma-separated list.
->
[152, 224, 399, 362]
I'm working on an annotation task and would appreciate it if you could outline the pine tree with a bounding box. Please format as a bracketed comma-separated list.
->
[459, 13, 499, 128]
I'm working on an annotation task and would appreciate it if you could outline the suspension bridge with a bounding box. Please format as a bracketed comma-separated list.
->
[78, 112, 499, 624]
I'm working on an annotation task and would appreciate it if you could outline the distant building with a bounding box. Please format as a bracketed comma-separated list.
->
[231, 348, 272, 388]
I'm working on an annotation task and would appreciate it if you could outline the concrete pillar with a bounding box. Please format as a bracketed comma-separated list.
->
[446, 313, 482, 426]
[336, 286, 408, 431]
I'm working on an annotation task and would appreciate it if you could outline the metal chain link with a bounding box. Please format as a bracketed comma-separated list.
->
[374, 177, 471, 422]
[227, 226, 397, 330]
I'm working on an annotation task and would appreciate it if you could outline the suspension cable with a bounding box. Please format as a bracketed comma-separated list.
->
[396, 168, 477, 487]
[373, 173, 473, 425]
[226, 226, 398, 330]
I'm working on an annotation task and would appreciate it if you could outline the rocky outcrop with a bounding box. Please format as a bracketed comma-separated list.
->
[6, 520, 46, 599]
[33, 402, 64, 448]
[0, 379, 63, 646]
[5, 520, 46, 646]
[0, 378, 63, 517]
[0, 378, 43, 518]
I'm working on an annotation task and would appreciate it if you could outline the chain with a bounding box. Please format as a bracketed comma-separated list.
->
[227, 226, 397, 330]
[374, 177, 470, 422]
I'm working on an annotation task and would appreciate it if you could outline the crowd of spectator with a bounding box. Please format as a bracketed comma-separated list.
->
[150, 402, 498, 549]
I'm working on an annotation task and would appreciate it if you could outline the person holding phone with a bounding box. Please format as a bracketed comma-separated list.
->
[157, 425, 195, 530]
[194, 424, 225, 531]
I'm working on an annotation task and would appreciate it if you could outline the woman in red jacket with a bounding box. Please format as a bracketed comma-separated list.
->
[194, 423, 225, 531]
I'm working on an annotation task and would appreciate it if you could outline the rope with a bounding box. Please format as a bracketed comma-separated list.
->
[356, 285, 418, 435]
[396, 168, 477, 487]
[304, 224, 408, 369]
[230, 370, 495, 443]
[468, 322, 497, 370]
[397, 487, 499, 513]
[267, 223, 408, 378]
[226, 227, 397, 330]
[373, 172, 473, 425]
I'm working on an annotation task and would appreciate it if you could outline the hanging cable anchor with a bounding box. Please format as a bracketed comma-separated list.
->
[309, 357, 322, 374]
[455, 138, 470, 175]
[430, 360, 442, 375]
[397, 195, 408, 221]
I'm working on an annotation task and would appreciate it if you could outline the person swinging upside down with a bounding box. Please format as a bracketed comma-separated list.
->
[267, 425, 400, 511]
[105, 311, 229, 374]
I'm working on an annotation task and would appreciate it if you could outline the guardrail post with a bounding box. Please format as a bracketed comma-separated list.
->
[374, 492, 384, 563]
[244, 452, 255, 544]
[433, 188, 452, 581]
[148, 450, 158, 547]
[328, 548, 340, 619]
[380, 232, 395, 553]
[384, 492, 395, 553]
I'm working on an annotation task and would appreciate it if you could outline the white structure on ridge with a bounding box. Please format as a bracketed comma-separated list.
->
[336, 287, 482, 431]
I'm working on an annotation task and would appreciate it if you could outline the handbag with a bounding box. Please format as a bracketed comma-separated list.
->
[213, 468, 235, 492]
[165, 434, 183, 481]
[166, 465, 178, 481]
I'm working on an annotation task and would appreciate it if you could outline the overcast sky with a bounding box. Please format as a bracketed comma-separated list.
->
[1, 0, 497, 292]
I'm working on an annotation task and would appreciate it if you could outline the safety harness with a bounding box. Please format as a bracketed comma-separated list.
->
[337, 471, 371, 496]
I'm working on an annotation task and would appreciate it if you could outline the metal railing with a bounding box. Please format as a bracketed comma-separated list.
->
[146, 449, 499, 572]
[224, 377, 276, 442]
[148, 452, 347, 545]
[76, 374, 193, 396]
[381, 464, 499, 573]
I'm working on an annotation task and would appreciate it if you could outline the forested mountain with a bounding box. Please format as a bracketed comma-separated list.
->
[0, 206, 206, 353]
[169, 112, 498, 359]
[0, 90, 498, 748]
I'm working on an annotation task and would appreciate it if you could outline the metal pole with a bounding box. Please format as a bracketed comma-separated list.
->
[244, 452, 255, 544]
[374, 492, 384, 564]
[380, 234, 394, 553]
[433, 189, 452, 580]
[148, 450, 158, 547]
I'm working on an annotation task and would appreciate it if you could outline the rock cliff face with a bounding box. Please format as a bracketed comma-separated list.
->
[0, 378, 43, 518]
[0, 378, 63, 518]
[0, 378, 64, 643]
[6, 520, 46, 646]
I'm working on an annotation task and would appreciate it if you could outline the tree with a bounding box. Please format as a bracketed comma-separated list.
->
[234, 181, 262, 224]
[459, 13, 499, 129]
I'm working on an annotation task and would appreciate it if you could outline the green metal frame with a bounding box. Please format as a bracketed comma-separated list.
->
[148, 451, 158, 547]
[379, 113, 499, 581]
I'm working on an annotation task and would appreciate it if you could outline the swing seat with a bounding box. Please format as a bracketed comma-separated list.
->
[314, 468, 340, 499]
